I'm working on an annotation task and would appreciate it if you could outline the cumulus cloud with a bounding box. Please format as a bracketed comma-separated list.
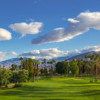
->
[9, 22, 43, 37]
[62, 45, 100, 58]
[68, 18, 80, 23]
[80, 45, 100, 53]
[19, 48, 62, 59]
[0, 52, 7, 61]
[1, 45, 100, 61]
[32, 11, 100, 44]
[9, 51, 18, 56]
[0, 28, 12, 40]
[0, 51, 18, 61]
[19, 45, 100, 60]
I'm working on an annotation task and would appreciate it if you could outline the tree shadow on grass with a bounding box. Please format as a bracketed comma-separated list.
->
[81, 90, 100, 96]
[0, 86, 63, 98]
[0, 84, 100, 100]
[0, 85, 81, 99]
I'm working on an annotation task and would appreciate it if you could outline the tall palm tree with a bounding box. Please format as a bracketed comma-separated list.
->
[77, 58, 83, 76]
[94, 55, 100, 82]
[33, 60, 40, 82]
[33, 60, 36, 82]
[36, 60, 40, 81]
[85, 54, 100, 82]
[48, 60, 56, 76]
[20, 57, 23, 69]
[42, 58, 47, 70]
[84, 61, 91, 76]
[44, 58, 46, 67]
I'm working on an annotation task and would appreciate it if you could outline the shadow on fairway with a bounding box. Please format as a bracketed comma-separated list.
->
[0, 81, 100, 100]
[0, 84, 100, 100]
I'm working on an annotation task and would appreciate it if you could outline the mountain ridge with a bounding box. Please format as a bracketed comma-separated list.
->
[1, 50, 100, 68]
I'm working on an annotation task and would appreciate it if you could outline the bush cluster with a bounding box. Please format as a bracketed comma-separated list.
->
[0, 68, 28, 87]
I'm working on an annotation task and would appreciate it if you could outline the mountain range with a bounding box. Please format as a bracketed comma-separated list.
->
[0, 51, 100, 68]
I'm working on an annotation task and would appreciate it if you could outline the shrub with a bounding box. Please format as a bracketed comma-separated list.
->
[55, 61, 68, 74]
[0, 68, 12, 87]
[11, 69, 29, 83]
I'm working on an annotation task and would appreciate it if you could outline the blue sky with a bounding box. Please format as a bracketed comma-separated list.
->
[1, 0, 100, 61]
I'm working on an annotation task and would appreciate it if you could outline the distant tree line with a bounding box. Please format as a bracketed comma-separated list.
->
[1, 54, 100, 88]
[55, 55, 100, 82]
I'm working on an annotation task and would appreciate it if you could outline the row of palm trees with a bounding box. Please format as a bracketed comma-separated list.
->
[19, 54, 100, 82]
[85, 55, 100, 82]
[19, 57, 40, 81]
[19, 57, 56, 82]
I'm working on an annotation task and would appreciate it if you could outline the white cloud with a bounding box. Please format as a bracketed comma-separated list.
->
[32, 11, 100, 44]
[9, 51, 18, 56]
[0, 51, 18, 61]
[9, 21, 43, 37]
[0, 52, 7, 61]
[0, 45, 100, 62]
[0, 28, 12, 40]
[68, 18, 80, 23]
[62, 45, 100, 58]
[19, 45, 100, 60]
[19, 48, 62, 59]
[80, 45, 100, 53]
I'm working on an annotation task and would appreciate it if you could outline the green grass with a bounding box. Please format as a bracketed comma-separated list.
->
[0, 76, 100, 100]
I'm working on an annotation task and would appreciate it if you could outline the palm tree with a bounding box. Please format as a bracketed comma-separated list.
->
[44, 58, 46, 67]
[47, 59, 56, 76]
[77, 58, 83, 76]
[90, 61, 95, 83]
[94, 55, 100, 82]
[85, 55, 89, 59]
[65, 59, 68, 62]
[33, 63, 35, 82]
[36, 60, 40, 81]
[84, 61, 90, 76]
[33, 60, 40, 82]
[33, 60, 36, 82]
[42, 58, 47, 68]
[85, 54, 100, 82]
[20, 57, 23, 69]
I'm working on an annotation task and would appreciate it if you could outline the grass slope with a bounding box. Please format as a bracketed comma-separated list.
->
[0, 76, 100, 100]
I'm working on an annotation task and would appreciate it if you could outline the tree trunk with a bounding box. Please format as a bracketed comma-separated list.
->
[5, 85, 8, 88]
[21, 60, 22, 69]
[37, 64, 38, 81]
[33, 63, 35, 82]
[95, 65, 98, 82]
